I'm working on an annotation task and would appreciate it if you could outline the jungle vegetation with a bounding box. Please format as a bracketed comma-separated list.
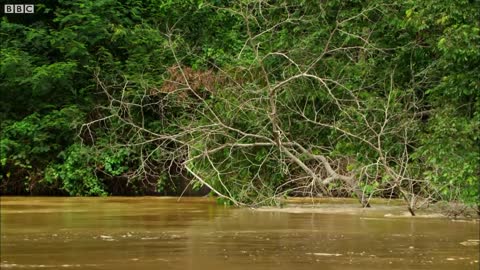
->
[1, 0, 479, 215]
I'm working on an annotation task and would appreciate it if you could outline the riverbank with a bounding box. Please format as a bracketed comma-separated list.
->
[1, 195, 478, 219]
[257, 197, 480, 220]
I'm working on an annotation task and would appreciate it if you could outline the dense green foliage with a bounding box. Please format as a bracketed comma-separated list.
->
[1, 0, 478, 210]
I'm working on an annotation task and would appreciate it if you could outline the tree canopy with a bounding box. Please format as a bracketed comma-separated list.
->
[1, 0, 478, 213]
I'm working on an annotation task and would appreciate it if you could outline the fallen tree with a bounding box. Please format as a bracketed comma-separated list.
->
[79, 0, 478, 216]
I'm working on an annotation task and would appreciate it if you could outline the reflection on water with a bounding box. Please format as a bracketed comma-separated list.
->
[1, 197, 479, 270]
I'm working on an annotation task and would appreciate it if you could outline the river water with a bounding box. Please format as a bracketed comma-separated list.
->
[1, 197, 478, 269]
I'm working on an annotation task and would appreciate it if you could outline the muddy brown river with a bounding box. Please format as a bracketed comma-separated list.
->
[1, 197, 479, 269]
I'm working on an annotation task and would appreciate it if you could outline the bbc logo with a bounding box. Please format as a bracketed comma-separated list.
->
[4, 4, 35, 14]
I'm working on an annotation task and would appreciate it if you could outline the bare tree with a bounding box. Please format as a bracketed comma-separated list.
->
[84, 1, 438, 215]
